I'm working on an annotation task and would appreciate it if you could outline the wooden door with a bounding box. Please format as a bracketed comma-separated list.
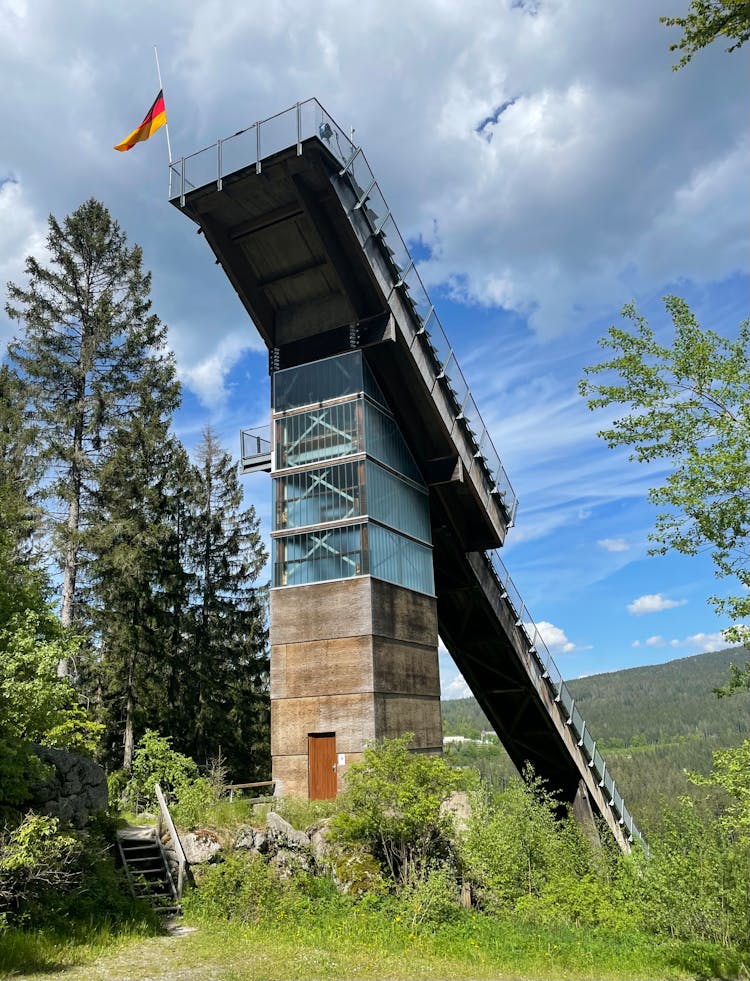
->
[308, 732, 337, 799]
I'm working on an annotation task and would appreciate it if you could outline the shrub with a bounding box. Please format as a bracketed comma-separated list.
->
[182, 853, 292, 924]
[395, 863, 461, 927]
[460, 774, 564, 911]
[0, 815, 82, 916]
[124, 730, 198, 810]
[637, 796, 749, 947]
[330, 734, 462, 887]
[170, 777, 219, 829]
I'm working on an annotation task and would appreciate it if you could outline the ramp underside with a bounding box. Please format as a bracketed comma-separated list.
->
[173, 135, 633, 849]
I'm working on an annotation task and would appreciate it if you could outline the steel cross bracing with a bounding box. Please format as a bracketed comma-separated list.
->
[171, 98, 646, 854]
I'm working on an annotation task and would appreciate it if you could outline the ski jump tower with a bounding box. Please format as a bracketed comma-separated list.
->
[170, 99, 644, 851]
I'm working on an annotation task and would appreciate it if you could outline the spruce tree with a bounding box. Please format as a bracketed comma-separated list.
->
[6, 199, 172, 657]
[84, 379, 184, 770]
[0, 364, 42, 560]
[182, 427, 269, 779]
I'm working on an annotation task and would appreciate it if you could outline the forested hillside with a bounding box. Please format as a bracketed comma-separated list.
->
[442, 647, 750, 745]
[441, 647, 750, 831]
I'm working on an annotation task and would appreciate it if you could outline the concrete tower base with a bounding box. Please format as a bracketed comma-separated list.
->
[270, 576, 442, 798]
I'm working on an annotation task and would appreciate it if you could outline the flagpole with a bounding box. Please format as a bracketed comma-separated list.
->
[153, 45, 173, 164]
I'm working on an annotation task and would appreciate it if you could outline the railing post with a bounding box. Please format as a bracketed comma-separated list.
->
[154, 782, 187, 900]
[296, 102, 302, 156]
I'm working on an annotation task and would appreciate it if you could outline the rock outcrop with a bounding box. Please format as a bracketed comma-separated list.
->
[29, 746, 108, 829]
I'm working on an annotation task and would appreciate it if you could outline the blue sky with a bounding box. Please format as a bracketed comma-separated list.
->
[1, 0, 748, 697]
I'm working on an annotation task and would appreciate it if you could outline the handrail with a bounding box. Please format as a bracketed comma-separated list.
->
[224, 779, 276, 803]
[154, 782, 188, 898]
[482, 549, 648, 853]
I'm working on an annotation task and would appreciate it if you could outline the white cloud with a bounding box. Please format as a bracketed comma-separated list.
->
[441, 674, 471, 699]
[627, 593, 687, 616]
[680, 630, 743, 653]
[0, 178, 47, 349]
[598, 538, 629, 553]
[172, 327, 265, 407]
[525, 619, 577, 654]
[633, 627, 746, 654]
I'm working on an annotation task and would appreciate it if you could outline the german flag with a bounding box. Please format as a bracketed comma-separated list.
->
[114, 90, 167, 152]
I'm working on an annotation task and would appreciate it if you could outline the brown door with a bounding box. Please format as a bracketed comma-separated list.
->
[308, 732, 337, 799]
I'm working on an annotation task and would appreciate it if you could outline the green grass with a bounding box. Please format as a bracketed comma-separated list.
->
[2, 908, 747, 981]
[0, 920, 157, 979]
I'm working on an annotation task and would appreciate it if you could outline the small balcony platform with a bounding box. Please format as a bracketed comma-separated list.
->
[240, 426, 272, 474]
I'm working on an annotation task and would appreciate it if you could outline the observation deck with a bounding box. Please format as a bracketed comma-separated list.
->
[170, 99, 645, 852]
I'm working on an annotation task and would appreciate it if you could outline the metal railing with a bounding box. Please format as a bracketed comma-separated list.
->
[170, 98, 518, 528]
[241, 425, 272, 464]
[483, 549, 647, 851]
[154, 782, 188, 898]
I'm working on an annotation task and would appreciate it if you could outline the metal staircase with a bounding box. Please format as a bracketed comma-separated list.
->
[116, 826, 181, 918]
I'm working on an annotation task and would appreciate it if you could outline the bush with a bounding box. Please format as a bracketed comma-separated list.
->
[330, 734, 462, 886]
[637, 796, 749, 947]
[394, 864, 461, 927]
[182, 853, 293, 924]
[0, 815, 82, 917]
[124, 730, 198, 811]
[461, 774, 565, 911]
[170, 777, 219, 829]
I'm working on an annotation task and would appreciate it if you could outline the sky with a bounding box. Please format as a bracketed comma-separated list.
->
[1, 0, 748, 698]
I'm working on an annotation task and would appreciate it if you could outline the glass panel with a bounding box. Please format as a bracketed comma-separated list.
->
[169, 162, 182, 200]
[274, 460, 363, 531]
[366, 461, 431, 545]
[461, 396, 482, 445]
[604, 770, 615, 801]
[364, 401, 423, 484]
[348, 149, 375, 204]
[505, 578, 524, 621]
[241, 426, 271, 461]
[299, 99, 318, 143]
[582, 728, 595, 758]
[275, 401, 361, 470]
[317, 109, 353, 167]
[260, 106, 297, 159]
[423, 314, 452, 375]
[559, 684, 574, 720]
[441, 355, 469, 413]
[403, 265, 432, 326]
[379, 216, 410, 283]
[362, 358, 389, 411]
[570, 706, 585, 740]
[220, 124, 258, 178]
[360, 184, 388, 234]
[368, 523, 434, 595]
[275, 524, 365, 587]
[273, 351, 365, 411]
[183, 145, 218, 192]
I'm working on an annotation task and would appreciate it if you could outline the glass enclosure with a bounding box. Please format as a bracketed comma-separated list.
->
[272, 351, 434, 595]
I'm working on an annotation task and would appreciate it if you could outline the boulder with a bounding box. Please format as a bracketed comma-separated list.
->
[234, 825, 268, 854]
[181, 828, 222, 864]
[265, 811, 311, 850]
[29, 746, 108, 829]
[271, 847, 314, 878]
[307, 820, 334, 862]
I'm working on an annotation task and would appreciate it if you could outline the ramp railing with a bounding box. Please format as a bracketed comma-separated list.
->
[482, 548, 647, 851]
